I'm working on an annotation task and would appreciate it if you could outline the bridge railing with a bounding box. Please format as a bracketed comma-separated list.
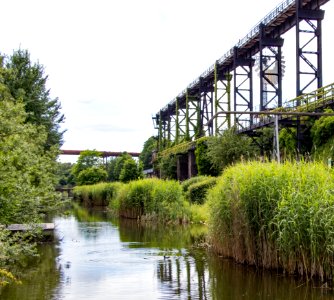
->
[237, 82, 334, 132]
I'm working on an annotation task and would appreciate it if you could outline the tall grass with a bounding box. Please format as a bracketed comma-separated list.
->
[208, 161, 334, 280]
[114, 178, 190, 223]
[73, 182, 123, 207]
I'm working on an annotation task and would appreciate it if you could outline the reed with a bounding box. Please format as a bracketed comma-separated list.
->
[207, 161, 334, 280]
[73, 182, 123, 207]
[114, 178, 190, 223]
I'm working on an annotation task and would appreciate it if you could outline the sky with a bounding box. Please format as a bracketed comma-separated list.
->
[1, 0, 334, 163]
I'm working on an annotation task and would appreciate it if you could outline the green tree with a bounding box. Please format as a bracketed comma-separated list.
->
[139, 136, 157, 170]
[195, 138, 219, 176]
[56, 162, 75, 186]
[311, 109, 334, 147]
[71, 150, 103, 182]
[119, 159, 141, 183]
[158, 154, 177, 180]
[76, 166, 107, 186]
[0, 98, 61, 224]
[206, 127, 258, 172]
[113, 152, 132, 181]
[2, 49, 65, 149]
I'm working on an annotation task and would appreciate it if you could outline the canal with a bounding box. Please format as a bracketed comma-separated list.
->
[1, 205, 333, 299]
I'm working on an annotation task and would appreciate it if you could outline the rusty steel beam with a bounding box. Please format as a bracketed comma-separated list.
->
[60, 150, 140, 157]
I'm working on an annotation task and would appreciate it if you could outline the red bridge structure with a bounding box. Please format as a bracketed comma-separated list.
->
[60, 150, 140, 158]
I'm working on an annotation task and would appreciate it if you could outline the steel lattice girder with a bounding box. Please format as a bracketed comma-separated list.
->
[214, 62, 232, 135]
[259, 23, 284, 110]
[296, 0, 324, 97]
[233, 47, 255, 128]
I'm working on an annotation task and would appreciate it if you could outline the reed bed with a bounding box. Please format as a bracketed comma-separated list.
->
[73, 182, 123, 206]
[114, 178, 190, 223]
[207, 161, 334, 280]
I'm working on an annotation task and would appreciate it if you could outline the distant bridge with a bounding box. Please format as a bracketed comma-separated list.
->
[60, 150, 140, 158]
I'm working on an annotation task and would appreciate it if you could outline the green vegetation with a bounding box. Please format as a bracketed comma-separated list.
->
[139, 136, 157, 170]
[0, 49, 64, 284]
[206, 127, 258, 172]
[2, 49, 64, 149]
[107, 152, 143, 182]
[207, 161, 334, 280]
[73, 182, 123, 207]
[187, 177, 217, 204]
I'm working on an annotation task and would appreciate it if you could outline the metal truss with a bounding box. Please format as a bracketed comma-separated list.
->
[296, 0, 324, 97]
[185, 89, 200, 141]
[233, 47, 254, 128]
[176, 97, 187, 144]
[199, 77, 214, 137]
[259, 24, 284, 110]
[214, 62, 232, 135]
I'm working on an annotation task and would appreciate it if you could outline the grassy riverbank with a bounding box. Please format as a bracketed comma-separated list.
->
[208, 161, 334, 280]
[74, 161, 334, 280]
[74, 178, 210, 224]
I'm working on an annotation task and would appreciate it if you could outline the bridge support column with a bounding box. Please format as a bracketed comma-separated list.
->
[214, 62, 232, 135]
[176, 154, 188, 181]
[295, 0, 324, 96]
[233, 47, 255, 129]
[188, 149, 197, 178]
[199, 77, 214, 137]
[259, 23, 284, 110]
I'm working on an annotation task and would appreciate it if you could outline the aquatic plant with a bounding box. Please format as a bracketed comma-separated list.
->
[208, 161, 334, 280]
[73, 182, 123, 206]
[115, 178, 190, 223]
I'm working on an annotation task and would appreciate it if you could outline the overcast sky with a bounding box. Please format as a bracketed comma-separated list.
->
[1, 0, 334, 162]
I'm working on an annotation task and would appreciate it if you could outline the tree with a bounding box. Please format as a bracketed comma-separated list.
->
[71, 150, 103, 182]
[119, 159, 141, 183]
[56, 162, 75, 186]
[139, 136, 157, 170]
[113, 152, 132, 181]
[0, 96, 61, 224]
[2, 49, 65, 149]
[76, 166, 107, 186]
[206, 127, 258, 172]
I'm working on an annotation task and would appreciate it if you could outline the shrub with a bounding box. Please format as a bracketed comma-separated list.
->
[181, 176, 209, 193]
[76, 166, 107, 186]
[187, 177, 217, 204]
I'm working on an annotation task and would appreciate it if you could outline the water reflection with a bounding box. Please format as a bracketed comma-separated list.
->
[0, 206, 333, 299]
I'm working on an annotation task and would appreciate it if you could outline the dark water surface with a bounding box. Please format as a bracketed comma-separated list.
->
[1, 206, 333, 299]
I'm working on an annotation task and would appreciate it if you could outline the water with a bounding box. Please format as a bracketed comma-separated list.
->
[1, 206, 333, 300]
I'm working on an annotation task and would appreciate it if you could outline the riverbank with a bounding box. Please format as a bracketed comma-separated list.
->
[73, 161, 334, 282]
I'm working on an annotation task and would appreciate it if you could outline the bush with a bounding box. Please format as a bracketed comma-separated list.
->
[187, 177, 217, 204]
[76, 166, 107, 186]
[208, 161, 334, 280]
[181, 176, 209, 193]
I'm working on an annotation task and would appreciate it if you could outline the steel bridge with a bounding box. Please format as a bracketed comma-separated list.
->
[153, 0, 332, 152]
[60, 150, 140, 158]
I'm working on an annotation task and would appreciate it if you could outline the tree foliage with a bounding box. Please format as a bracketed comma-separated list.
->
[108, 153, 142, 182]
[206, 127, 258, 172]
[139, 136, 157, 170]
[76, 166, 108, 186]
[0, 99, 61, 224]
[311, 109, 334, 147]
[2, 49, 65, 149]
[119, 159, 141, 183]
[195, 138, 219, 176]
[71, 150, 103, 181]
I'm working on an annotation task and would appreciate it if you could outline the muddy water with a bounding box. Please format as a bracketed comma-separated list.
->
[0, 207, 333, 300]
